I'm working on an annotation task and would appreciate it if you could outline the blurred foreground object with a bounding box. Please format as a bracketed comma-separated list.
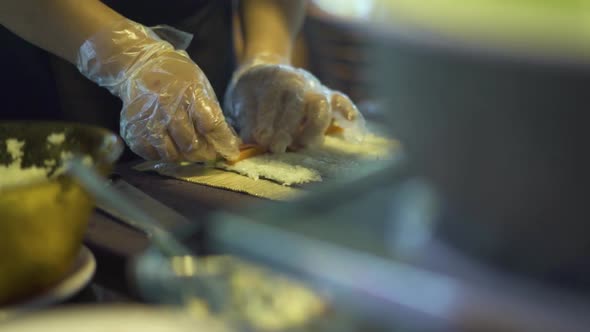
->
[307, 0, 590, 105]
[368, 0, 590, 288]
[0, 122, 122, 305]
[208, 173, 590, 332]
[133, 254, 356, 332]
[374, 0, 590, 60]
[0, 305, 227, 332]
[314, 0, 590, 60]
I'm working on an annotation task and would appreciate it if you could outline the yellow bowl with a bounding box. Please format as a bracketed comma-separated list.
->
[0, 122, 123, 305]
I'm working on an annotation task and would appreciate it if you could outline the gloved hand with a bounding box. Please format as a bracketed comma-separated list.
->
[224, 54, 366, 154]
[77, 19, 239, 162]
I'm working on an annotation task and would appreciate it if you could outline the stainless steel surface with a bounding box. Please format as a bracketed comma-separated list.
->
[99, 175, 192, 232]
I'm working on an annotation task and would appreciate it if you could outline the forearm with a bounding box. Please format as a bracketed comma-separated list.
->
[239, 0, 307, 64]
[1, 0, 123, 63]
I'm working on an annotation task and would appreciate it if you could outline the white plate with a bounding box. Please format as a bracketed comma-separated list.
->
[0, 246, 96, 320]
[0, 305, 228, 332]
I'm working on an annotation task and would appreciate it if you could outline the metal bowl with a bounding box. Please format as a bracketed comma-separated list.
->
[0, 122, 123, 305]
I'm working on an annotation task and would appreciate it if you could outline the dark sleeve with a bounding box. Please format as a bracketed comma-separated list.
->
[0, 26, 62, 120]
[180, 0, 236, 99]
[100, 0, 211, 26]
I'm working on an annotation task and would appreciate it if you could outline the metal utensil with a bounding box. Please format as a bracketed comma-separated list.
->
[68, 159, 227, 311]
[98, 174, 192, 233]
[67, 159, 189, 257]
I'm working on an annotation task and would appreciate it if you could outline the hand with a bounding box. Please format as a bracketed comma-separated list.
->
[224, 55, 365, 153]
[118, 50, 240, 162]
[77, 20, 239, 162]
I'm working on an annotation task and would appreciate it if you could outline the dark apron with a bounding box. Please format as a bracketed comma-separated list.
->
[100, 0, 235, 98]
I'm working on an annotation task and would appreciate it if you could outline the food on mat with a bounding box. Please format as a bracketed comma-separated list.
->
[226, 123, 346, 166]
[324, 124, 344, 135]
[140, 122, 396, 189]
[218, 134, 397, 186]
[228, 144, 268, 166]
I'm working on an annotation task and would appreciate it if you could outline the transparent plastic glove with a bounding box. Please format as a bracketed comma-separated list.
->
[224, 54, 366, 154]
[77, 19, 239, 162]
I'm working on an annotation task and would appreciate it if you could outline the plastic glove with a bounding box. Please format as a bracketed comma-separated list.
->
[224, 54, 366, 154]
[77, 19, 239, 162]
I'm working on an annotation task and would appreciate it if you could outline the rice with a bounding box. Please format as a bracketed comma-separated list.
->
[0, 134, 94, 191]
[0, 139, 48, 190]
[6, 139, 25, 161]
[217, 134, 398, 186]
[47, 132, 66, 145]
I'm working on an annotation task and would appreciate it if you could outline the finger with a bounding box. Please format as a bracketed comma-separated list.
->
[167, 107, 203, 162]
[297, 93, 332, 147]
[120, 100, 160, 160]
[229, 90, 258, 144]
[169, 128, 205, 162]
[152, 133, 181, 162]
[270, 90, 305, 153]
[192, 96, 240, 160]
[190, 132, 217, 161]
[330, 91, 367, 142]
[128, 137, 160, 160]
[252, 89, 282, 148]
[331, 92, 359, 122]
[122, 93, 159, 124]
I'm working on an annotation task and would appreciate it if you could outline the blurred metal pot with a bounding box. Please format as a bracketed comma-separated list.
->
[367, 4, 590, 289]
